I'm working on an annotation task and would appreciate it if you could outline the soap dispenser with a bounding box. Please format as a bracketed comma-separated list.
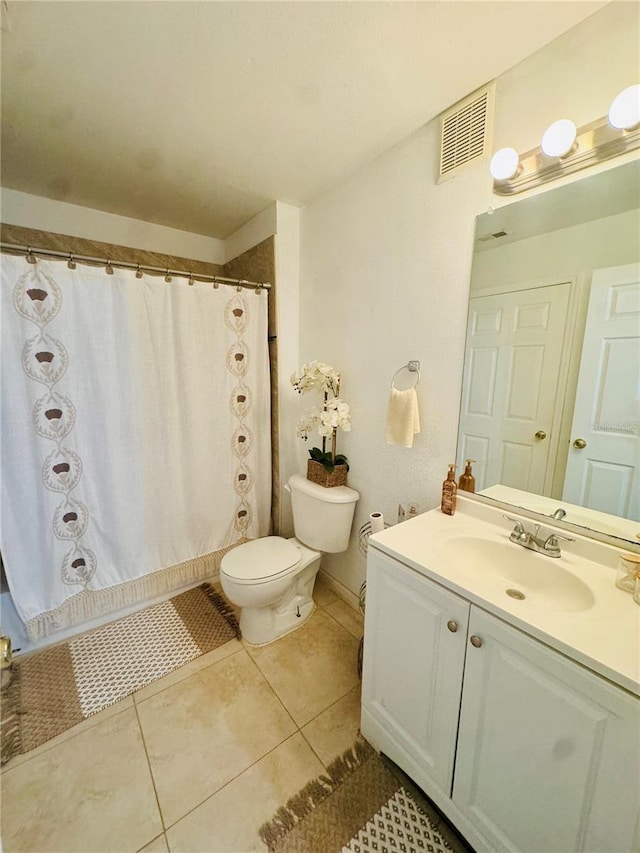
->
[459, 459, 476, 493]
[441, 464, 457, 516]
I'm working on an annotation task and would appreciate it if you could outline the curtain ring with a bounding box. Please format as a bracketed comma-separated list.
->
[26, 248, 36, 264]
[188, 274, 195, 286]
[67, 254, 76, 270]
[135, 264, 143, 279]
[212, 277, 220, 290]
[164, 269, 172, 283]
[105, 260, 114, 275]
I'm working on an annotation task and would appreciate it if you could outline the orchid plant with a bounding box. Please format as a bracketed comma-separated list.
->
[291, 361, 352, 472]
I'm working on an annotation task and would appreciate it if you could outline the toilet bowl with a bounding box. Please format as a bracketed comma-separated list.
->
[220, 474, 359, 645]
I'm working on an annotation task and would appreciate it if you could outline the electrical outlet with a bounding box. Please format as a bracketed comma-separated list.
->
[398, 502, 420, 522]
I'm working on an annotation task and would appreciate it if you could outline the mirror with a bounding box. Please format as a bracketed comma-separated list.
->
[457, 160, 640, 545]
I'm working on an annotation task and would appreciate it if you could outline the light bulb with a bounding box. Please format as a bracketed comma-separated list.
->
[490, 148, 520, 180]
[541, 119, 577, 158]
[608, 84, 640, 130]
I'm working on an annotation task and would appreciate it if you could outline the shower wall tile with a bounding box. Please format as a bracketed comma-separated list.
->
[0, 223, 224, 277]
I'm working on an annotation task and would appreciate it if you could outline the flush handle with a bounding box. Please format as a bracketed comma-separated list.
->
[573, 438, 587, 449]
[447, 620, 458, 633]
[470, 635, 483, 648]
[535, 430, 547, 440]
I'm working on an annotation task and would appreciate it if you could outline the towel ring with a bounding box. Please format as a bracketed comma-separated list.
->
[392, 361, 421, 389]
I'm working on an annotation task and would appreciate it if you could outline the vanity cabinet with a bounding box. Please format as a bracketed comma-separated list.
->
[361, 549, 469, 797]
[361, 548, 640, 853]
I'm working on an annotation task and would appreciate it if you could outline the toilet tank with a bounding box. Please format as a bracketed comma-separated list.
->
[288, 474, 359, 553]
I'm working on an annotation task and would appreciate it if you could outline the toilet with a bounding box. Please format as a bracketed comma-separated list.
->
[220, 473, 359, 645]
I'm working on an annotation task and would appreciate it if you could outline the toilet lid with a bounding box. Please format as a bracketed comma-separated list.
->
[221, 537, 301, 582]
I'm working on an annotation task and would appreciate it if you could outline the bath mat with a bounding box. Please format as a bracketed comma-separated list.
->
[260, 739, 471, 853]
[1, 583, 239, 764]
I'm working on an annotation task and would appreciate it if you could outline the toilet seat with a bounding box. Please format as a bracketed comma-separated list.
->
[221, 536, 302, 584]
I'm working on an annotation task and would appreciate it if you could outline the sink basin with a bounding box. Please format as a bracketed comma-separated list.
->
[439, 536, 596, 613]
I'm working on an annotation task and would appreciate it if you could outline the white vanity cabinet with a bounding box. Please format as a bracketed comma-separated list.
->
[454, 606, 640, 853]
[361, 548, 470, 798]
[361, 547, 640, 853]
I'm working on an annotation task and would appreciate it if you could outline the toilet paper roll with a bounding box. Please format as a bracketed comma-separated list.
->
[370, 512, 385, 534]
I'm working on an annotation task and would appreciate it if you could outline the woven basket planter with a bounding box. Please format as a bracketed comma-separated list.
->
[307, 459, 348, 488]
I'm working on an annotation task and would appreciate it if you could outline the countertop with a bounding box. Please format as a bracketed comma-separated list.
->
[369, 496, 640, 697]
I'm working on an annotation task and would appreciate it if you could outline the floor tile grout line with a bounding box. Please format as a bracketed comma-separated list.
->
[162, 730, 308, 834]
[298, 726, 332, 771]
[321, 600, 364, 640]
[243, 609, 361, 729]
[300, 682, 361, 731]
[0, 700, 135, 775]
[135, 831, 168, 853]
[133, 697, 167, 835]
[132, 645, 245, 707]
[241, 643, 301, 732]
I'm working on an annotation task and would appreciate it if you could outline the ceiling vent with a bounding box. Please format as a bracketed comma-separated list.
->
[438, 82, 495, 182]
[477, 229, 509, 243]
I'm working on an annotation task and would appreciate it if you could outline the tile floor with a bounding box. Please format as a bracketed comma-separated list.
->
[1, 579, 364, 853]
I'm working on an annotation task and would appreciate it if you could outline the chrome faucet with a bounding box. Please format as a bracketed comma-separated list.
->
[503, 514, 574, 558]
[551, 508, 567, 520]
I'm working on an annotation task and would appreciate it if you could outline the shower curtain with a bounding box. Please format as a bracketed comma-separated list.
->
[1, 255, 271, 640]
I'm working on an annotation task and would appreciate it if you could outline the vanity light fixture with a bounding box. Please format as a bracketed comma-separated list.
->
[489, 147, 521, 181]
[608, 83, 640, 130]
[540, 119, 577, 158]
[491, 84, 640, 195]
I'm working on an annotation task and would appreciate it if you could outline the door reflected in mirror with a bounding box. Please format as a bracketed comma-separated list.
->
[457, 160, 640, 544]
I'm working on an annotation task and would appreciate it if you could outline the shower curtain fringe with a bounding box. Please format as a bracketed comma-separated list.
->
[23, 540, 247, 642]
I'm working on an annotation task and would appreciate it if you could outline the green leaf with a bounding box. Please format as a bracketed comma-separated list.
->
[334, 454, 350, 472]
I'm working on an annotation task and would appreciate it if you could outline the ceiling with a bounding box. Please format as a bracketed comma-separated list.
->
[1, 1, 607, 240]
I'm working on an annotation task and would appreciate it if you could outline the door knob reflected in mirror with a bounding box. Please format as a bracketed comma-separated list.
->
[535, 430, 547, 440]
[573, 438, 587, 449]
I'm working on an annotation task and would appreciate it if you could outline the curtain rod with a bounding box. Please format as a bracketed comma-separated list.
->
[0, 242, 272, 291]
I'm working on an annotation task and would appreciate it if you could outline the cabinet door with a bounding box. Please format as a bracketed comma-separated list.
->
[454, 607, 640, 853]
[361, 549, 469, 796]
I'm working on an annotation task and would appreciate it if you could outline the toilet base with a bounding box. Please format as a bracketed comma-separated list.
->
[238, 550, 321, 645]
[241, 597, 316, 646]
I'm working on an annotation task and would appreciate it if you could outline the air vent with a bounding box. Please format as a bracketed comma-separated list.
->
[477, 229, 509, 243]
[438, 82, 495, 181]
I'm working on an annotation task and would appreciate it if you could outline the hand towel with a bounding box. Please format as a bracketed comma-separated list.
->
[386, 387, 420, 448]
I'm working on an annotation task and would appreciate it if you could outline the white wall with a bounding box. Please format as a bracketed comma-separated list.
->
[273, 202, 301, 535]
[297, 2, 640, 595]
[1, 188, 226, 265]
[224, 203, 277, 264]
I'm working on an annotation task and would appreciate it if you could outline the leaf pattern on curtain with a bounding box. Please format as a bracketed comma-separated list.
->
[225, 292, 255, 536]
[13, 264, 97, 587]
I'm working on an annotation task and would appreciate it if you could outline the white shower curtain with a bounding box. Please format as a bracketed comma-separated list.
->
[1, 255, 271, 639]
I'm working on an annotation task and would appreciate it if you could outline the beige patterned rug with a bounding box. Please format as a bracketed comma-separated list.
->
[260, 740, 472, 853]
[1, 583, 239, 765]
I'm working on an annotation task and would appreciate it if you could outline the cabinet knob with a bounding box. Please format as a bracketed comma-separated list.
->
[470, 635, 482, 648]
[447, 620, 458, 633]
